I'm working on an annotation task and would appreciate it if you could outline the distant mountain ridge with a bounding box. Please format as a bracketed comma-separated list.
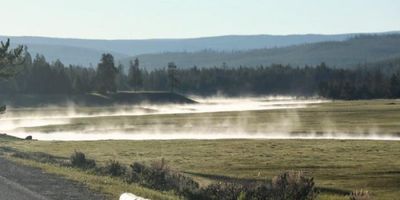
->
[129, 34, 400, 69]
[0, 34, 356, 54]
[0, 33, 369, 66]
[0, 31, 399, 67]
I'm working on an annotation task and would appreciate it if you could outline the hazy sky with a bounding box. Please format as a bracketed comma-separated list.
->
[1, 0, 399, 39]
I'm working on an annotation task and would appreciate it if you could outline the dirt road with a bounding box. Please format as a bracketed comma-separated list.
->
[0, 157, 106, 200]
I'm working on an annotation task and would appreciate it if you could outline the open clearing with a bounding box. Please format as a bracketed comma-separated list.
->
[3, 139, 400, 200]
[2, 98, 400, 140]
[1, 99, 400, 199]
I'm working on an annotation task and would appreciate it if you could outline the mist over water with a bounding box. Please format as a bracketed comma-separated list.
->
[1, 96, 399, 141]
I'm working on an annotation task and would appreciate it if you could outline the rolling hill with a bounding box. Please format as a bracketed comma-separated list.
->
[127, 34, 400, 69]
[21, 44, 128, 66]
[0, 33, 360, 66]
[1, 31, 399, 68]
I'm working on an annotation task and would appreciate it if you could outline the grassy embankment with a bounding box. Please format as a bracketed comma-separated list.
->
[1, 99, 400, 199]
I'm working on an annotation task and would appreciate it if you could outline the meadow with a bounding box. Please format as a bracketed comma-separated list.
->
[1, 99, 400, 199]
[4, 98, 400, 140]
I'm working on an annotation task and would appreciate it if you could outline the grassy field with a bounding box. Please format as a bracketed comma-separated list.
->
[4, 139, 400, 200]
[9, 99, 400, 137]
[2, 99, 400, 199]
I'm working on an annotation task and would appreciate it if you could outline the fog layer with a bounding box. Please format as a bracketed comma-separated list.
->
[1, 97, 399, 141]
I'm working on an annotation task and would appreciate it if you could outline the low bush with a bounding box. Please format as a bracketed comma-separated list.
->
[100, 160, 126, 177]
[271, 171, 317, 200]
[126, 159, 199, 195]
[189, 182, 246, 200]
[167, 171, 200, 196]
[11, 150, 318, 200]
[70, 151, 96, 169]
[242, 182, 273, 200]
[188, 171, 317, 200]
[349, 190, 372, 200]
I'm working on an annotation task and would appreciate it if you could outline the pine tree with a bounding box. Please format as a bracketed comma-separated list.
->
[128, 58, 143, 91]
[95, 54, 118, 94]
[167, 62, 178, 92]
[0, 39, 24, 115]
[116, 63, 128, 91]
[0, 39, 24, 78]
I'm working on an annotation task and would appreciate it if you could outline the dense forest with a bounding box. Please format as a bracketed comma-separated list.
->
[127, 34, 400, 70]
[0, 44, 400, 100]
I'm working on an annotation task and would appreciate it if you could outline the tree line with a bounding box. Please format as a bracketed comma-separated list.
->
[0, 41, 400, 100]
[0, 39, 23, 113]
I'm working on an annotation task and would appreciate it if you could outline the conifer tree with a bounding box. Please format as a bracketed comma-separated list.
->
[96, 54, 118, 94]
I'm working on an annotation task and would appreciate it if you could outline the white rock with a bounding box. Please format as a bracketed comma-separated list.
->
[119, 193, 149, 200]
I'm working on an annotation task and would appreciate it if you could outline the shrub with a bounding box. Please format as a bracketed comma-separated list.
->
[101, 160, 126, 177]
[127, 161, 172, 190]
[187, 171, 317, 200]
[349, 190, 372, 200]
[166, 171, 199, 196]
[271, 171, 317, 200]
[151, 158, 169, 171]
[126, 159, 199, 195]
[194, 182, 246, 200]
[70, 151, 96, 169]
[189, 181, 272, 200]
[243, 182, 273, 200]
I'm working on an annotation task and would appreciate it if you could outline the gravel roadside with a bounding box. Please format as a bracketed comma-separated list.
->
[0, 157, 107, 200]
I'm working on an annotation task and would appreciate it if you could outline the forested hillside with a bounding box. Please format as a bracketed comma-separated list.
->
[0, 33, 354, 65]
[1, 47, 400, 100]
[2, 33, 400, 68]
[129, 34, 400, 69]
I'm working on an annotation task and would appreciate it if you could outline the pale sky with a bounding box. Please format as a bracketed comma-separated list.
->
[1, 0, 399, 39]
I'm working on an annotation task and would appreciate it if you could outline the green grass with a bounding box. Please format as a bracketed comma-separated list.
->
[4, 139, 400, 200]
[2, 99, 400, 199]
[8, 157, 178, 200]
[17, 99, 400, 135]
[0, 134, 21, 142]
